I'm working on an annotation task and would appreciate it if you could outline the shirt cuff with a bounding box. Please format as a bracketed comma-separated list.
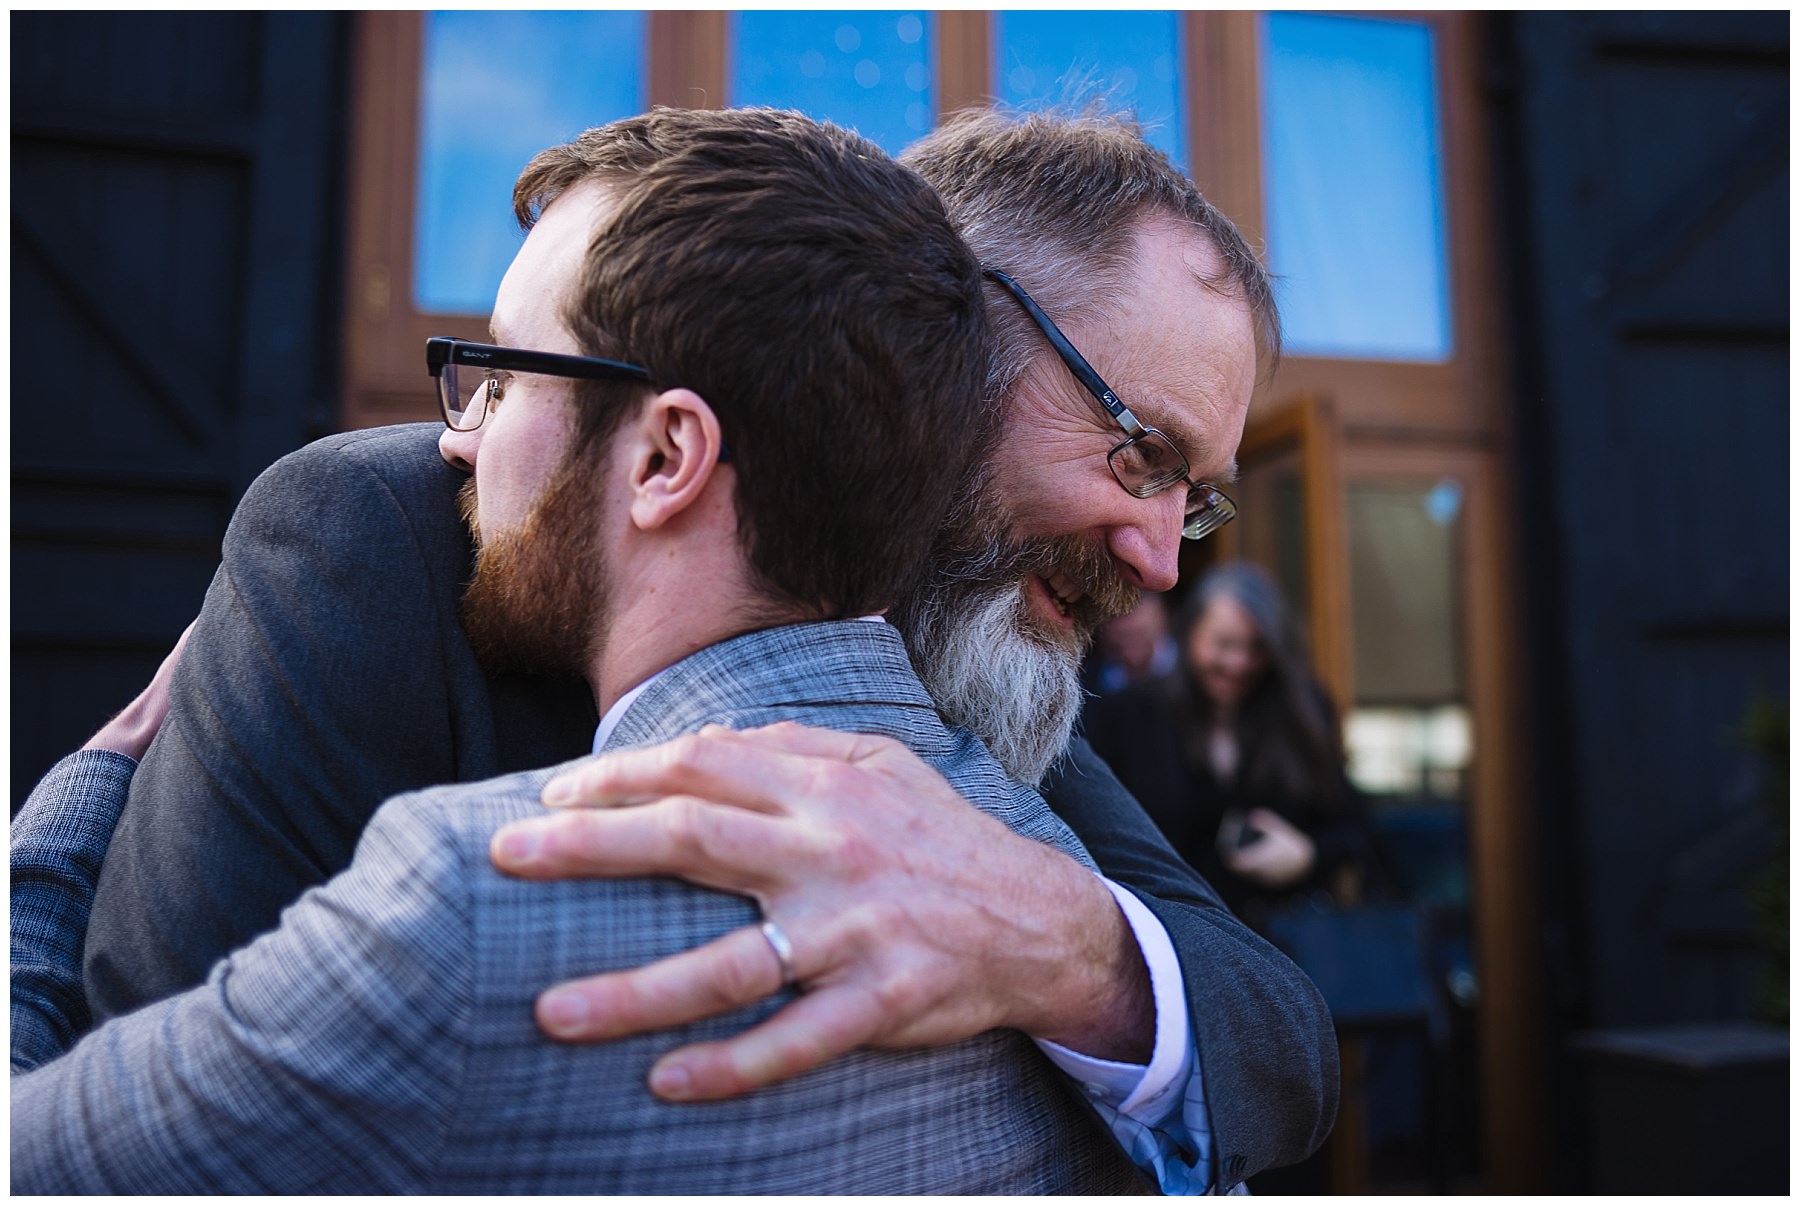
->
[1033, 874, 1194, 1123]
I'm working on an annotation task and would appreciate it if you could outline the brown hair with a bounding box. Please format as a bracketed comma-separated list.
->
[1179, 561, 1347, 808]
[511, 107, 989, 619]
[900, 107, 1280, 421]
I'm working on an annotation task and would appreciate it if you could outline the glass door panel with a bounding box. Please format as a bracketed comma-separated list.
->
[1228, 442, 1311, 637]
[1344, 476, 1473, 911]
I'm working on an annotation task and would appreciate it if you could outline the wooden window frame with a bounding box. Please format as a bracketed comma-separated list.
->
[1190, 12, 1508, 439]
[340, 11, 991, 429]
[1200, 12, 1542, 1190]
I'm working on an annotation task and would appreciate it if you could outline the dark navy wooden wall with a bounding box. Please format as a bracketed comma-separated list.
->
[1488, 9, 1788, 1185]
[12, 12, 350, 808]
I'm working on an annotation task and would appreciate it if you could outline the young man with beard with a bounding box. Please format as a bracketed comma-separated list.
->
[46, 110, 1333, 1191]
[13, 107, 1157, 1194]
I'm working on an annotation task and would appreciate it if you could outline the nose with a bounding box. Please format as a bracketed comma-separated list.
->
[1105, 490, 1185, 593]
[439, 423, 482, 473]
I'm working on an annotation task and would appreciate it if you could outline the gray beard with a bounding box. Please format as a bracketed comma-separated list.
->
[902, 577, 1086, 787]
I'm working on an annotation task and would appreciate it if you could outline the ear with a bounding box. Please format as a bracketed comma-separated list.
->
[627, 388, 728, 531]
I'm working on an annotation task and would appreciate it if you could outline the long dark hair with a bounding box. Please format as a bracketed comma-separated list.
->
[1175, 561, 1349, 810]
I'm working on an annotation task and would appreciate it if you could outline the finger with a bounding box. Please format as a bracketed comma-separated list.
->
[645, 984, 887, 1102]
[1230, 840, 1277, 871]
[702, 721, 899, 765]
[535, 923, 790, 1043]
[541, 722, 909, 811]
[540, 729, 819, 812]
[1224, 844, 1272, 876]
[492, 796, 803, 894]
[1245, 807, 1290, 833]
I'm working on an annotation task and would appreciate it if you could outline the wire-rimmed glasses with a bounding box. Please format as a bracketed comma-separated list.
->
[983, 268, 1236, 541]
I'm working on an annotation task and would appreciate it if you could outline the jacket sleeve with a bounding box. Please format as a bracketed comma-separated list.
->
[1042, 736, 1339, 1185]
[10, 750, 137, 1071]
[81, 425, 500, 1020]
[12, 791, 473, 1194]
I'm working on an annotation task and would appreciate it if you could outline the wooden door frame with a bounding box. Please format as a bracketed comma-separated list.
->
[1227, 394, 1354, 713]
[1202, 10, 1541, 1188]
[1340, 437, 1543, 1192]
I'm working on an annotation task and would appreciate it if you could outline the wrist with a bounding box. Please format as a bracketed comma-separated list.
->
[1020, 865, 1155, 1063]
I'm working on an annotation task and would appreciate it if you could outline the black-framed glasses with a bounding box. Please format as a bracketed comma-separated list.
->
[983, 268, 1236, 541]
[426, 336, 653, 432]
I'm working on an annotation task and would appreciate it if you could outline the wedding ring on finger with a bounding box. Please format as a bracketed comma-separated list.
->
[758, 918, 798, 989]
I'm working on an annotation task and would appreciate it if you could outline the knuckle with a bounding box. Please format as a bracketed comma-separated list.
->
[661, 797, 715, 859]
[813, 824, 888, 882]
[663, 732, 707, 772]
[709, 944, 773, 1007]
[839, 897, 908, 952]
[759, 1029, 827, 1081]
[868, 973, 928, 1023]
[667, 730, 732, 781]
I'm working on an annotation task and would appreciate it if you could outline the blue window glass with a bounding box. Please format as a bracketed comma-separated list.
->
[415, 11, 646, 315]
[730, 12, 934, 157]
[993, 12, 1185, 170]
[1261, 13, 1452, 361]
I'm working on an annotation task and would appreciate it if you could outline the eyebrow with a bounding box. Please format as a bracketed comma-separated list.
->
[1128, 402, 1220, 482]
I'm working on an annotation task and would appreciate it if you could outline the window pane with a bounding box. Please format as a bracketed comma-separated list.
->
[1228, 444, 1311, 638]
[1349, 478, 1463, 706]
[1261, 13, 1451, 361]
[415, 11, 646, 315]
[993, 11, 1185, 170]
[1344, 477, 1469, 907]
[730, 11, 934, 157]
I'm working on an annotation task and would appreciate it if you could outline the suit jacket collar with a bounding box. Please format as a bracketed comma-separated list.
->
[602, 620, 935, 753]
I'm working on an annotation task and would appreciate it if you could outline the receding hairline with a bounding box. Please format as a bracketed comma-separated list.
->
[1069, 212, 1259, 480]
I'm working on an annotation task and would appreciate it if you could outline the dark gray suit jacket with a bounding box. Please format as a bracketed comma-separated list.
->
[20, 622, 1145, 1193]
[84, 423, 1336, 1185]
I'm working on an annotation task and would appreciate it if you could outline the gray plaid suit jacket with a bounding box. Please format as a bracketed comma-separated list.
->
[13, 620, 1146, 1194]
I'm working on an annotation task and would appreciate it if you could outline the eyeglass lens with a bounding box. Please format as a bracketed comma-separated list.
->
[1109, 429, 1190, 496]
[439, 360, 497, 431]
[1107, 430, 1235, 540]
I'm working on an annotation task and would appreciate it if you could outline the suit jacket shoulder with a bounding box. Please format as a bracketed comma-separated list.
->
[83, 424, 594, 1021]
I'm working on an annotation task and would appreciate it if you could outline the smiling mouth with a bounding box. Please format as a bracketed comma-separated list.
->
[991, 533, 1139, 646]
[1043, 568, 1085, 620]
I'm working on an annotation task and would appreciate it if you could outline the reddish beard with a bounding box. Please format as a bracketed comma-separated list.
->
[457, 460, 610, 680]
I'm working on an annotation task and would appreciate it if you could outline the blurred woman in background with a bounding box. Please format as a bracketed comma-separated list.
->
[1083, 561, 1383, 926]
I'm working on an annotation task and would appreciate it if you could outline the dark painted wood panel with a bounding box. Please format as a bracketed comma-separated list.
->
[11, 12, 348, 809]
[1496, 9, 1787, 1035]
